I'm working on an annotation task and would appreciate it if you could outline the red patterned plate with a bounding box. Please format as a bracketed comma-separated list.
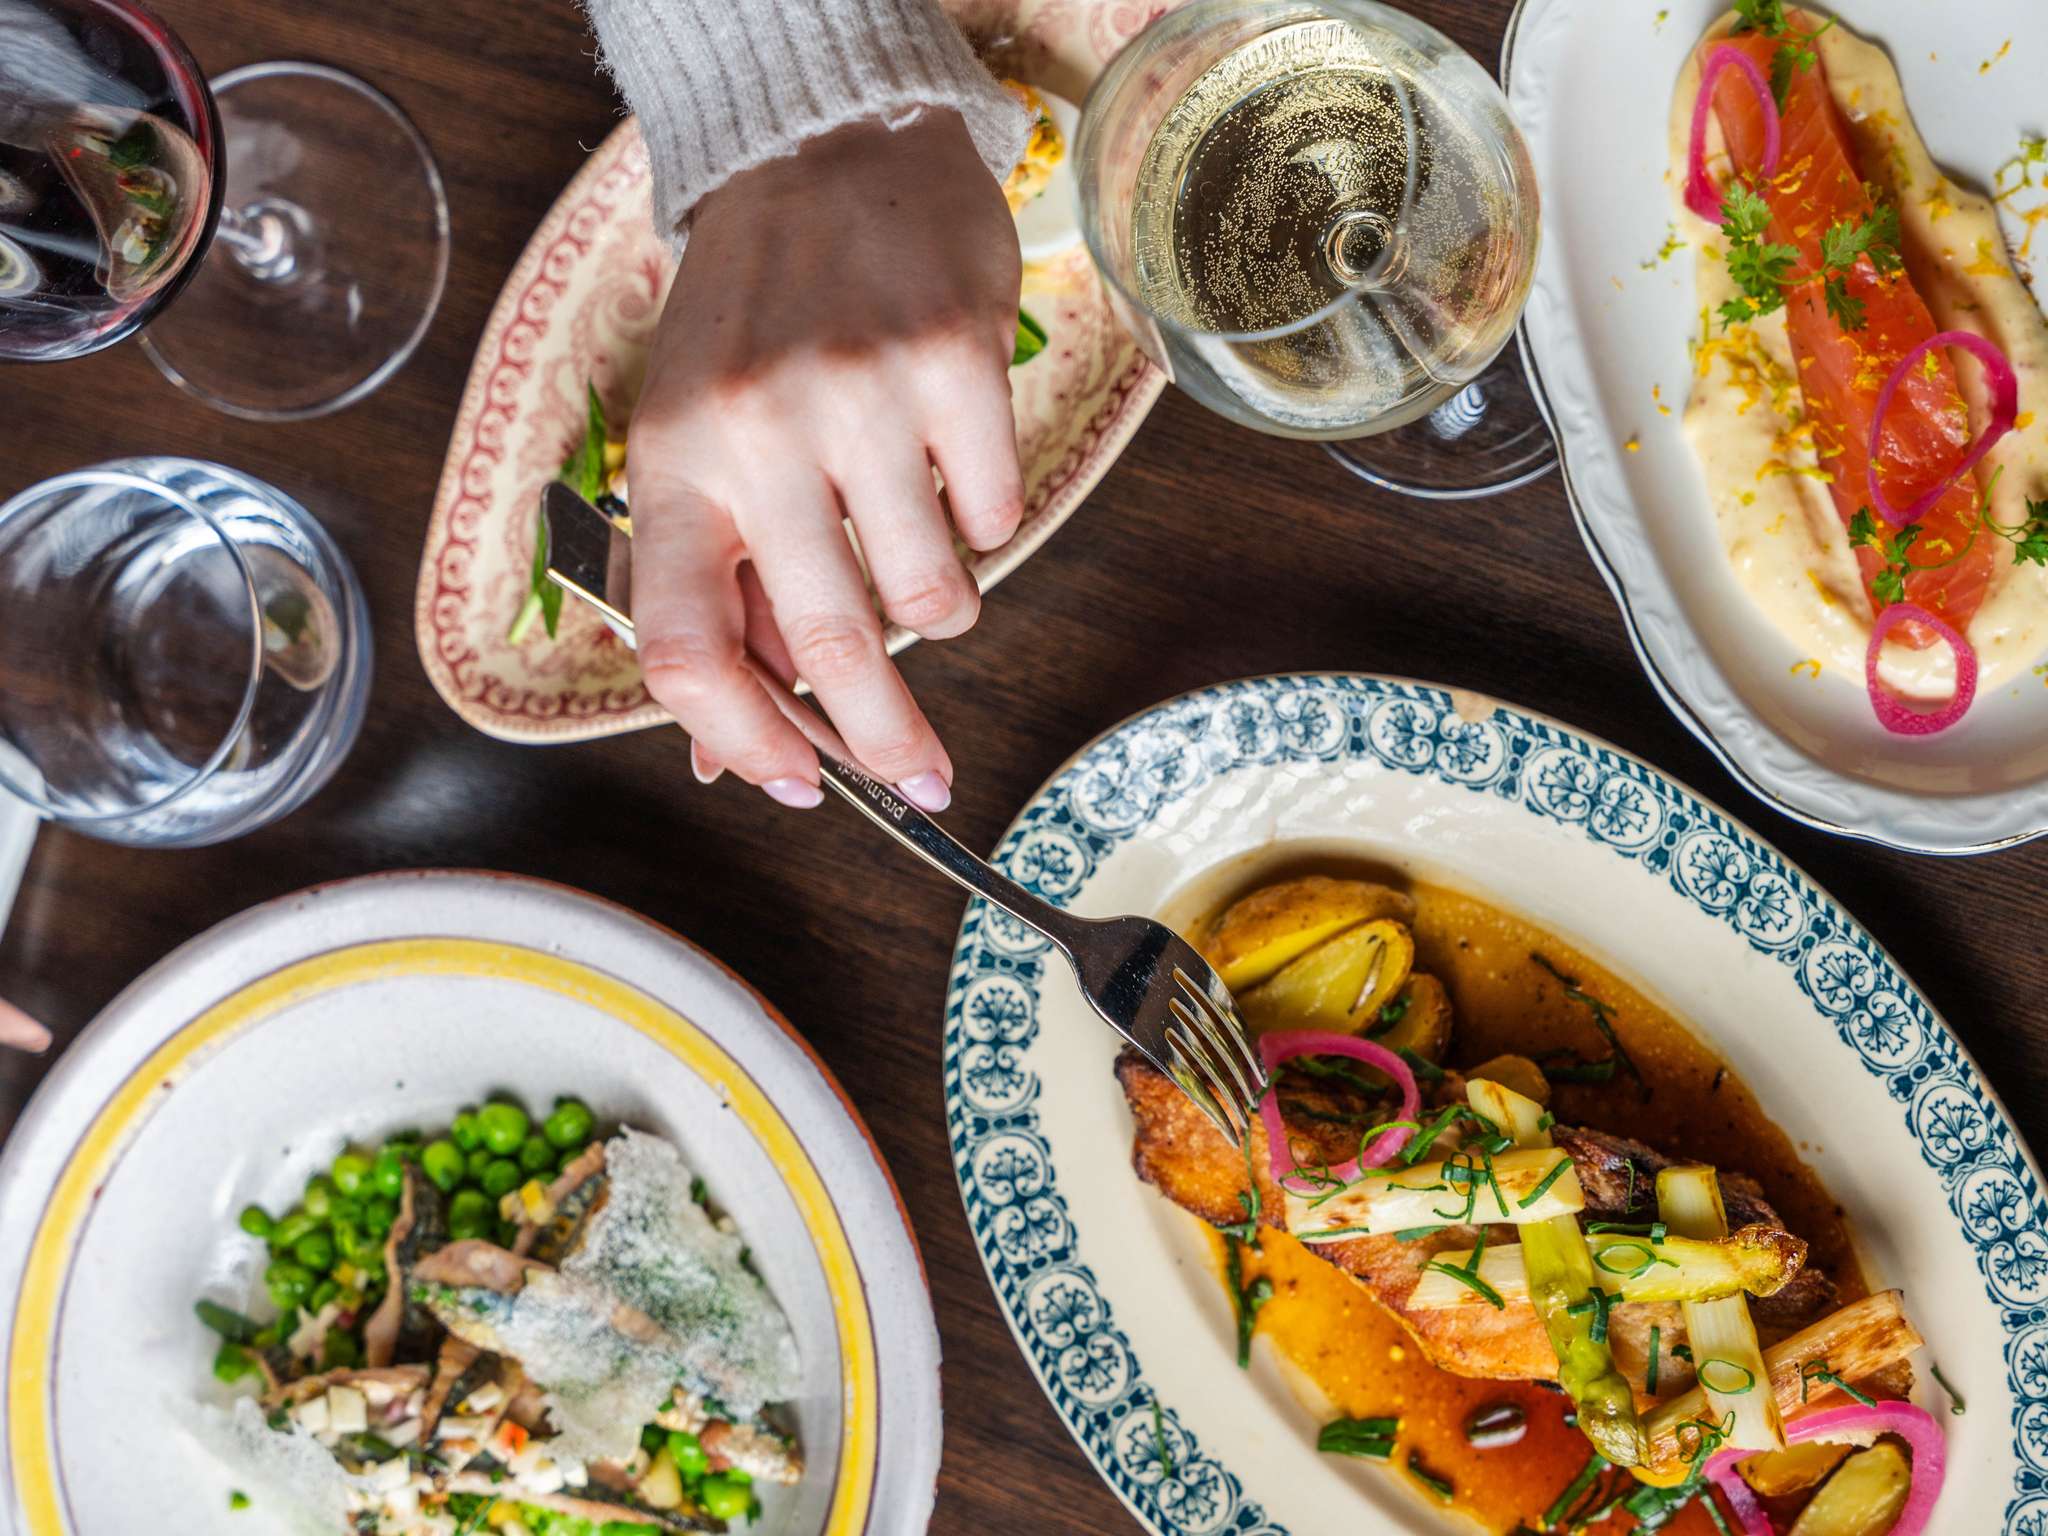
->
[415, 4, 1169, 742]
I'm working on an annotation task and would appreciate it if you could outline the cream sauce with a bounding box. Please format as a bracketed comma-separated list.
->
[1669, 12, 2048, 698]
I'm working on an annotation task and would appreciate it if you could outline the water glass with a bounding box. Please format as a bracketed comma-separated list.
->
[0, 456, 370, 846]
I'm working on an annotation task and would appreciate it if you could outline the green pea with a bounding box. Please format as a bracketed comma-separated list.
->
[465, 1147, 493, 1182]
[330, 1194, 363, 1226]
[237, 1204, 273, 1239]
[699, 1474, 751, 1522]
[447, 1189, 492, 1240]
[371, 1147, 406, 1198]
[264, 1260, 314, 1309]
[334, 1218, 382, 1269]
[269, 1210, 318, 1250]
[543, 1099, 594, 1149]
[518, 1135, 555, 1174]
[480, 1159, 521, 1198]
[301, 1176, 336, 1221]
[477, 1102, 529, 1155]
[421, 1139, 464, 1191]
[330, 1153, 371, 1196]
[213, 1341, 260, 1384]
[292, 1231, 336, 1272]
[449, 1110, 482, 1151]
[363, 1197, 396, 1239]
[666, 1430, 709, 1481]
[309, 1277, 340, 1312]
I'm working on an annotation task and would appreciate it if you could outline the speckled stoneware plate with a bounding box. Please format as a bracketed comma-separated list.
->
[943, 673, 2040, 1533]
[1506, 0, 2047, 853]
[415, 0, 1169, 743]
[0, 871, 940, 1536]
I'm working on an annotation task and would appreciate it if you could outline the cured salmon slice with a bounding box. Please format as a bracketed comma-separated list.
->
[1708, 14, 1992, 640]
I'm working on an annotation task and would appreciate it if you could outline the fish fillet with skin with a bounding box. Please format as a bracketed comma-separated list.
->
[1116, 1050, 1831, 1390]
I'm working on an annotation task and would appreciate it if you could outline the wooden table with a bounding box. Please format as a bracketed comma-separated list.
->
[3, 2, 2043, 1531]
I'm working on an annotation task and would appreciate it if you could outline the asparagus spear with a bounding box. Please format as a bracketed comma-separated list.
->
[1468, 1079, 1647, 1467]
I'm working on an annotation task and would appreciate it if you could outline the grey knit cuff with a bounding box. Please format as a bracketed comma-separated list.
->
[583, 0, 1030, 249]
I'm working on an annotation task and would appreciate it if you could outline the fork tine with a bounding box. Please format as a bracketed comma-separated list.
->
[1192, 963, 1268, 1094]
[1169, 994, 1260, 1122]
[1166, 1025, 1251, 1146]
[1171, 972, 1263, 1108]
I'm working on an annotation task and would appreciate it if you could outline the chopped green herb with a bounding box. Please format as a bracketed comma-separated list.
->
[1542, 1453, 1610, 1530]
[1592, 1240, 1680, 1279]
[1932, 1362, 1967, 1415]
[1406, 1454, 1454, 1503]
[1012, 309, 1048, 366]
[1533, 954, 1647, 1098]
[1799, 1358, 1876, 1407]
[1697, 1357, 1758, 1395]
[1647, 1325, 1662, 1394]
[1426, 1228, 1506, 1311]
[1224, 1235, 1273, 1368]
[1517, 1152, 1574, 1209]
[1318, 1414, 1400, 1460]
[227, 1490, 250, 1512]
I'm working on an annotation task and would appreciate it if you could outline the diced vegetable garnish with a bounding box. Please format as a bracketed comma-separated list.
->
[1865, 602, 1977, 737]
[1644, 1291, 1922, 1472]
[1012, 309, 1047, 366]
[1407, 1222, 1802, 1310]
[1703, 1398, 1944, 1536]
[1658, 1165, 1783, 1454]
[1258, 1028, 1421, 1190]
[1467, 1078, 1645, 1467]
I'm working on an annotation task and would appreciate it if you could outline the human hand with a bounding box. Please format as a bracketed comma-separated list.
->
[0, 997, 49, 1052]
[626, 108, 1024, 810]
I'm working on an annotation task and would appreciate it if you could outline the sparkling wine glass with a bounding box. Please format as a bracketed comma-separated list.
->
[0, 0, 448, 420]
[1076, 0, 1556, 497]
[0, 457, 371, 846]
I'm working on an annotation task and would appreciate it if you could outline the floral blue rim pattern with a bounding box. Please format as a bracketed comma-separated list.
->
[941, 674, 2048, 1534]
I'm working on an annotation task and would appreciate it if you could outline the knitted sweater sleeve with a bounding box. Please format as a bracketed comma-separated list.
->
[580, 0, 1029, 245]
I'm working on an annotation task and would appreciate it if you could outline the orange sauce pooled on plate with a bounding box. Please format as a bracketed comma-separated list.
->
[1202, 879, 1863, 1533]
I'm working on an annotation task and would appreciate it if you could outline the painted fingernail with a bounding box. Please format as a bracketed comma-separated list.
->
[763, 777, 824, 810]
[895, 772, 952, 813]
[690, 743, 724, 786]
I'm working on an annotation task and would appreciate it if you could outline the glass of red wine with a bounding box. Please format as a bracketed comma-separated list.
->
[0, 0, 448, 419]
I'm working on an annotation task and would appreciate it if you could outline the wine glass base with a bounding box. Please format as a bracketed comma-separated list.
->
[1323, 346, 1558, 500]
[139, 62, 450, 422]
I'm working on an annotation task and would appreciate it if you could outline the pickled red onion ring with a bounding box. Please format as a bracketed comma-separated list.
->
[1257, 1029, 1419, 1188]
[1866, 602, 1977, 735]
[1703, 1399, 1947, 1536]
[1866, 330, 2019, 528]
[1686, 45, 1781, 221]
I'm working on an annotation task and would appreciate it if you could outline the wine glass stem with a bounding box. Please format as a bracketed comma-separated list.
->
[212, 200, 310, 285]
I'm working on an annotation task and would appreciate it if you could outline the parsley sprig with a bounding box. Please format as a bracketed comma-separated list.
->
[1716, 184, 1902, 331]
[1848, 475, 2048, 610]
[1731, 0, 1838, 110]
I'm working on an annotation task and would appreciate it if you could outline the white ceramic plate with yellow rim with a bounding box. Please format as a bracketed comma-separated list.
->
[0, 870, 939, 1536]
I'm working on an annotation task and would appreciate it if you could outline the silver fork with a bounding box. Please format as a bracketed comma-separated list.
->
[539, 482, 1268, 1145]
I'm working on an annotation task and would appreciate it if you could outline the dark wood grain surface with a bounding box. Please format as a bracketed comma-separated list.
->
[2, 2, 2043, 1531]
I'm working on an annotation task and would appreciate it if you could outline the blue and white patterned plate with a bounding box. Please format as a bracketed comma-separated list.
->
[942, 674, 2043, 1533]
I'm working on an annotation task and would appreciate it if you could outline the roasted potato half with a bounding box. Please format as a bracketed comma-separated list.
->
[1201, 877, 1414, 993]
[1240, 919, 1414, 1036]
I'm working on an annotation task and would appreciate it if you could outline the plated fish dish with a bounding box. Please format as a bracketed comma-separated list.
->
[1673, 1, 2048, 735]
[194, 1095, 802, 1534]
[1119, 874, 1944, 1534]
